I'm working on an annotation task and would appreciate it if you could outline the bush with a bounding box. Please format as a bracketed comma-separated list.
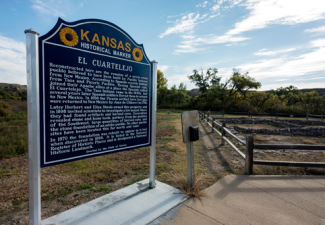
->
[0, 112, 28, 159]
[0, 101, 12, 117]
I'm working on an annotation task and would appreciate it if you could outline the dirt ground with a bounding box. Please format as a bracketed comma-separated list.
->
[200, 117, 325, 176]
[0, 175, 137, 225]
[2, 115, 324, 224]
[228, 123, 281, 129]
[198, 121, 245, 177]
[0, 113, 216, 225]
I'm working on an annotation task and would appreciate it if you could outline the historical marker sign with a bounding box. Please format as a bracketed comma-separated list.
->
[39, 18, 152, 167]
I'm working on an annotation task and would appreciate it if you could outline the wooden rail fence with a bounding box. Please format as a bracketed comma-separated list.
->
[199, 112, 325, 174]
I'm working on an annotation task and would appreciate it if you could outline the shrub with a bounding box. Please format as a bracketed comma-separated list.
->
[0, 101, 12, 117]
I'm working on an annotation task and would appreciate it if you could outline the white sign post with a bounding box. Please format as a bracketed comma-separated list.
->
[181, 110, 199, 187]
[25, 28, 41, 225]
[149, 60, 158, 188]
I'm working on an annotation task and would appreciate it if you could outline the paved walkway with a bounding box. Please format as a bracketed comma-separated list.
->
[151, 175, 325, 225]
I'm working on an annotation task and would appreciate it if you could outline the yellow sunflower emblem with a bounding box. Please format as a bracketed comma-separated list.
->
[59, 27, 79, 47]
[132, 48, 143, 62]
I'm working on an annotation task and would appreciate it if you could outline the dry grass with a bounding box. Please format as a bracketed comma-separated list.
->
[1, 99, 26, 113]
[168, 172, 208, 200]
[253, 152, 325, 175]
[253, 134, 325, 145]
[0, 110, 217, 221]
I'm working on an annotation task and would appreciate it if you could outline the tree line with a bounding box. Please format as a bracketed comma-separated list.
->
[157, 68, 325, 115]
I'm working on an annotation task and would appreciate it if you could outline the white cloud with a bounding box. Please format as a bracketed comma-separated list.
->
[173, 44, 205, 54]
[296, 77, 325, 80]
[310, 38, 325, 47]
[174, 33, 249, 54]
[167, 11, 190, 19]
[0, 35, 26, 84]
[211, 0, 243, 11]
[31, 0, 68, 17]
[305, 26, 325, 33]
[219, 38, 325, 81]
[158, 65, 170, 72]
[211, 4, 220, 11]
[197, 1, 208, 8]
[254, 48, 297, 56]
[159, 13, 203, 38]
[166, 74, 190, 88]
[181, 35, 196, 39]
[225, 42, 247, 47]
[227, 0, 325, 35]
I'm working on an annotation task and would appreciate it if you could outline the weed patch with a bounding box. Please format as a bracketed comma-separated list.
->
[168, 172, 208, 200]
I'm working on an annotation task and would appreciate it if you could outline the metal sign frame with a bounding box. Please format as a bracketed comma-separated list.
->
[25, 18, 157, 224]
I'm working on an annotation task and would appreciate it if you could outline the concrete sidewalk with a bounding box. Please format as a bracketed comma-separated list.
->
[150, 175, 325, 225]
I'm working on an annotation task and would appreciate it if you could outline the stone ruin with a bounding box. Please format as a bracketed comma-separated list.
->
[215, 117, 325, 137]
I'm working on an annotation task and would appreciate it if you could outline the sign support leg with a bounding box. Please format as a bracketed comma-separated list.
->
[186, 142, 195, 187]
[25, 29, 41, 225]
[149, 60, 158, 188]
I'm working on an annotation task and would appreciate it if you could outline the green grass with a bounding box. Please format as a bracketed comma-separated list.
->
[79, 183, 93, 190]
[0, 111, 27, 159]
[93, 185, 112, 192]
[127, 176, 149, 186]
[14, 206, 22, 212]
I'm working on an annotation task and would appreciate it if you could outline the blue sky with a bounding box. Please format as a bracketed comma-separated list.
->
[0, 0, 325, 91]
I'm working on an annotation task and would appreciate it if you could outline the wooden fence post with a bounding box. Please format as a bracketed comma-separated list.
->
[221, 122, 225, 145]
[245, 136, 254, 175]
[306, 113, 308, 121]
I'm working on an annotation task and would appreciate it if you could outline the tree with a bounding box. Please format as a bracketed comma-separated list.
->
[157, 70, 168, 105]
[226, 69, 261, 99]
[188, 68, 220, 98]
[157, 70, 168, 89]
[274, 85, 300, 96]
[168, 85, 178, 105]
[175, 83, 188, 105]
[157, 86, 168, 105]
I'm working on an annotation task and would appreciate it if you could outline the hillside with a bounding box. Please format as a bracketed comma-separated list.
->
[0, 83, 27, 92]
[187, 88, 200, 96]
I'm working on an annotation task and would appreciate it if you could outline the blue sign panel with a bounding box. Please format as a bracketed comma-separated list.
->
[39, 18, 152, 167]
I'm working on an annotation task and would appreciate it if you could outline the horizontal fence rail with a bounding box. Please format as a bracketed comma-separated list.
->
[223, 136, 246, 159]
[201, 113, 245, 159]
[254, 144, 325, 150]
[223, 127, 246, 145]
[199, 111, 325, 174]
[254, 160, 325, 168]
